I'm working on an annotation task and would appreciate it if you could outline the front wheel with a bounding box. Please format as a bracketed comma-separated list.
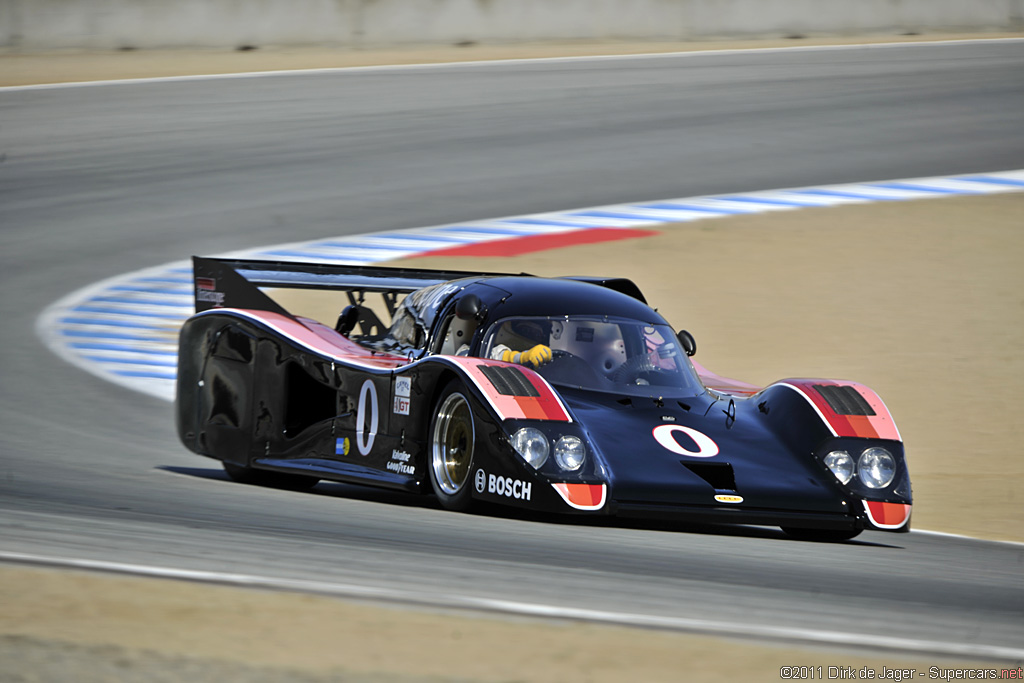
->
[222, 461, 319, 492]
[781, 526, 862, 542]
[428, 382, 477, 511]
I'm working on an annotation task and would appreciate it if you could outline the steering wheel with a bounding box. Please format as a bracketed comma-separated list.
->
[608, 354, 659, 384]
[545, 349, 595, 376]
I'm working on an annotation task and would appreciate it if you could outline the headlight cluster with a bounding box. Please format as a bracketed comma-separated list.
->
[858, 447, 896, 489]
[823, 447, 896, 489]
[554, 436, 586, 471]
[511, 428, 548, 468]
[511, 428, 585, 471]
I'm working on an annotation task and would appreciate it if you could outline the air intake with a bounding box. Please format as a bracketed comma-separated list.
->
[814, 384, 875, 416]
[681, 462, 736, 491]
[479, 365, 540, 397]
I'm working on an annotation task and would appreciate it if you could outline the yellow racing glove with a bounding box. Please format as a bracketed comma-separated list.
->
[502, 344, 552, 368]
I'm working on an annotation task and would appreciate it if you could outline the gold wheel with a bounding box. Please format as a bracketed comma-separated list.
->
[430, 389, 475, 507]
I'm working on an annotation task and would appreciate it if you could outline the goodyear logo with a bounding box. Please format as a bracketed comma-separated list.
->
[714, 494, 743, 504]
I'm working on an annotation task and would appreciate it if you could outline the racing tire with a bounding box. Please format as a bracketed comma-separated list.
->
[428, 382, 477, 511]
[222, 461, 319, 492]
[781, 526, 862, 542]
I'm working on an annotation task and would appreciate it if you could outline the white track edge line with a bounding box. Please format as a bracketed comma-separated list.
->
[1, 550, 1021, 662]
[911, 528, 1024, 547]
[2, 37, 1022, 93]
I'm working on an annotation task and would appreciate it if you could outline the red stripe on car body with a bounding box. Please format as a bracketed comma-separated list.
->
[444, 356, 572, 423]
[863, 501, 911, 529]
[781, 380, 901, 441]
[552, 483, 607, 511]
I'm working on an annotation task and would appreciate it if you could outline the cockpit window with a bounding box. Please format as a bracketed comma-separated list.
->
[482, 316, 704, 397]
[371, 281, 462, 355]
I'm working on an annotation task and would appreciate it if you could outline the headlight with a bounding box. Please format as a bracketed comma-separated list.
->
[511, 428, 549, 469]
[823, 450, 855, 485]
[554, 436, 586, 471]
[858, 447, 896, 489]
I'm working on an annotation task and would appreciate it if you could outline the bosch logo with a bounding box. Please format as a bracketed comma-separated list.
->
[475, 470, 532, 500]
[487, 473, 532, 501]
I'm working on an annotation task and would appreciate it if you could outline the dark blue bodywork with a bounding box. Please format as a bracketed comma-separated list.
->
[176, 257, 912, 541]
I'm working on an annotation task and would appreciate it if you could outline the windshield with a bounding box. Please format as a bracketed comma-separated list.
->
[482, 316, 704, 397]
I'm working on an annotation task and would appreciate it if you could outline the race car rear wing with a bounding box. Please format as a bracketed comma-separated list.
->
[190, 256, 502, 315]
[192, 257, 648, 307]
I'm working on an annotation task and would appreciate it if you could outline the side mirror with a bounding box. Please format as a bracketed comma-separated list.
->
[455, 294, 484, 321]
[677, 330, 696, 357]
[335, 305, 360, 336]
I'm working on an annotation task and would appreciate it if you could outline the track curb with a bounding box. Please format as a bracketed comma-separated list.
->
[36, 169, 1024, 401]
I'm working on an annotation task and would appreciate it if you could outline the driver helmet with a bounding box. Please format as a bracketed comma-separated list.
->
[492, 319, 550, 352]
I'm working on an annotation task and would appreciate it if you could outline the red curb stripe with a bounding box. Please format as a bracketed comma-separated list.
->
[414, 227, 659, 257]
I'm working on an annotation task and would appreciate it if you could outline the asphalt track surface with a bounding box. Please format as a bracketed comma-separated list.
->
[1, 41, 1023, 658]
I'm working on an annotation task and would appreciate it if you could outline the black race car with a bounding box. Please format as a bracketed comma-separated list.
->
[176, 257, 912, 541]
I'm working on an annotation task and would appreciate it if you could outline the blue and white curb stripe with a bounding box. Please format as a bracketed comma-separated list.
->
[36, 170, 1024, 401]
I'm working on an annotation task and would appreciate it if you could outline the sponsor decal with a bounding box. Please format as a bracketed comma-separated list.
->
[652, 424, 719, 458]
[335, 437, 350, 456]
[387, 449, 415, 475]
[475, 469, 486, 493]
[714, 494, 743, 504]
[485, 472, 532, 501]
[195, 280, 226, 306]
[393, 376, 413, 415]
[393, 396, 410, 416]
[356, 379, 378, 456]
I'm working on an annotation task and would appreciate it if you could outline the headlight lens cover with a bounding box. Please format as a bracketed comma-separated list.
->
[823, 450, 855, 485]
[511, 427, 549, 469]
[858, 447, 896, 489]
[554, 436, 586, 471]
